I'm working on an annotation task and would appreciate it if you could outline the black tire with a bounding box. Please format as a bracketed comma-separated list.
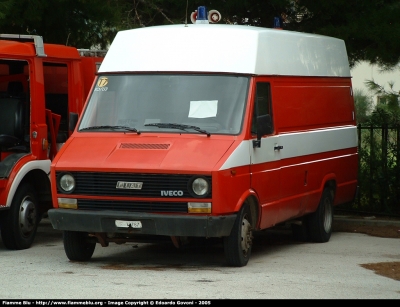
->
[63, 231, 96, 261]
[304, 187, 333, 243]
[0, 183, 39, 250]
[223, 203, 253, 267]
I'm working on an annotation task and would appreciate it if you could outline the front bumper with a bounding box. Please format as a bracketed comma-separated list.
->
[48, 209, 237, 237]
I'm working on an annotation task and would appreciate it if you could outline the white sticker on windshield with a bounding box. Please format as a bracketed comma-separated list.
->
[189, 100, 218, 118]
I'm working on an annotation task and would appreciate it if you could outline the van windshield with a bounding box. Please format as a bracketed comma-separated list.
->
[79, 74, 249, 135]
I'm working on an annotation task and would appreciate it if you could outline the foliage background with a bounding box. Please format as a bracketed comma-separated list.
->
[352, 82, 400, 216]
[0, 0, 399, 69]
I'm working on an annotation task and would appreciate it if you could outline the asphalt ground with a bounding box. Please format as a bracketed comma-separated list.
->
[1, 215, 400, 299]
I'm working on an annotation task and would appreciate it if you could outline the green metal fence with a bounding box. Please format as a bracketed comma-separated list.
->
[348, 124, 400, 216]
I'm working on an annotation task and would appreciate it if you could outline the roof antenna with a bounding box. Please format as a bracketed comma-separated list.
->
[185, 0, 188, 27]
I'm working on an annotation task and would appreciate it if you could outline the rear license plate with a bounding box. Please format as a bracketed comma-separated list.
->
[115, 220, 142, 228]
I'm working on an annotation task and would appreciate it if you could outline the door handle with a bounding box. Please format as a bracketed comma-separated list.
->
[274, 145, 283, 151]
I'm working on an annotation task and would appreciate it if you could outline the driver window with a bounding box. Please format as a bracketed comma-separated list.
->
[251, 82, 273, 135]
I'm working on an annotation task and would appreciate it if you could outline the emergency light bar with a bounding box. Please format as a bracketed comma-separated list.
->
[190, 6, 221, 24]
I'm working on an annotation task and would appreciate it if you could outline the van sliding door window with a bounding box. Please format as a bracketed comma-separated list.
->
[252, 82, 273, 135]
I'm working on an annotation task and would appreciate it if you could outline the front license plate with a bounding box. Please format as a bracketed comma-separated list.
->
[115, 220, 142, 228]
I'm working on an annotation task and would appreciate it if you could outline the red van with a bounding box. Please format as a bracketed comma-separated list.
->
[48, 11, 358, 266]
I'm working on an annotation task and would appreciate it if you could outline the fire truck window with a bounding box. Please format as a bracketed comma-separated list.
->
[252, 82, 273, 135]
[0, 60, 28, 98]
[44, 63, 68, 140]
[0, 60, 30, 154]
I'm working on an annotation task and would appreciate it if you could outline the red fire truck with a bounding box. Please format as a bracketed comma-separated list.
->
[48, 7, 358, 267]
[0, 34, 105, 250]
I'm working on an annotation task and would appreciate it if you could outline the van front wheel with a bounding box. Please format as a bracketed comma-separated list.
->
[63, 231, 96, 261]
[223, 203, 253, 267]
[304, 187, 333, 243]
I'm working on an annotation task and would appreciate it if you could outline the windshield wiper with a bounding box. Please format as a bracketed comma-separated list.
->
[144, 123, 210, 137]
[79, 125, 140, 134]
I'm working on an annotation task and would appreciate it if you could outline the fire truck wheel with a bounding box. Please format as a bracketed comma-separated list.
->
[63, 231, 96, 261]
[0, 183, 39, 250]
[304, 187, 333, 243]
[223, 203, 253, 267]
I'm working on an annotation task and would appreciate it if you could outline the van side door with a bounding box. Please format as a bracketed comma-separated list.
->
[250, 81, 282, 229]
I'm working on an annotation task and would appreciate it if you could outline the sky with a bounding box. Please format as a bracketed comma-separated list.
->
[351, 61, 400, 103]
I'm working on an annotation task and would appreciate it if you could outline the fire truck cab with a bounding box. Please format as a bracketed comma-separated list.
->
[48, 8, 358, 267]
[0, 34, 104, 250]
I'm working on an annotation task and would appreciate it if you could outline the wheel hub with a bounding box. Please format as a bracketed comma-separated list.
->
[19, 197, 37, 235]
[241, 217, 252, 254]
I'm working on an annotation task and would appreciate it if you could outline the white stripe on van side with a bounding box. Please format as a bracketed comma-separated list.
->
[220, 126, 357, 170]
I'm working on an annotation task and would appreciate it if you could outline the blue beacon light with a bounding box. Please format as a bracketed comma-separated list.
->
[274, 16, 283, 29]
[196, 6, 209, 24]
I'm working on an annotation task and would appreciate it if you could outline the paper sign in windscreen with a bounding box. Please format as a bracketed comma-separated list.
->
[189, 100, 218, 118]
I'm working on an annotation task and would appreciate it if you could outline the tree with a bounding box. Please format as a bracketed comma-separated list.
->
[0, 0, 122, 48]
[354, 88, 373, 124]
[281, 0, 400, 69]
[365, 79, 400, 125]
[141, 0, 400, 70]
[113, 0, 289, 28]
[355, 80, 400, 215]
[1, 0, 399, 70]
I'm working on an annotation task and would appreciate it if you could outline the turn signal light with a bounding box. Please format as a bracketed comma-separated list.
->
[188, 202, 211, 213]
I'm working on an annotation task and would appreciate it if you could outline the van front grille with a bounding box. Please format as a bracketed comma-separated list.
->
[77, 199, 187, 213]
[56, 171, 212, 198]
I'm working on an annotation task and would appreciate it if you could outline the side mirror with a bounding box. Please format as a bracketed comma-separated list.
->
[253, 114, 272, 148]
[69, 112, 79, 132]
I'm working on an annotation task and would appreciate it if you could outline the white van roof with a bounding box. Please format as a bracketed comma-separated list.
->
[99, 24, 351, 77]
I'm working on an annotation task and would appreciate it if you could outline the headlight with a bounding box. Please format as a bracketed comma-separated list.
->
[58, 173, 75, 193]
[191, 177, 210, 197]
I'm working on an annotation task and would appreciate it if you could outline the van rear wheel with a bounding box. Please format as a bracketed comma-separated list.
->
[223, 203, 253, 267]
[304, 187, 333, 243]
[63, 231, 96, 261]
